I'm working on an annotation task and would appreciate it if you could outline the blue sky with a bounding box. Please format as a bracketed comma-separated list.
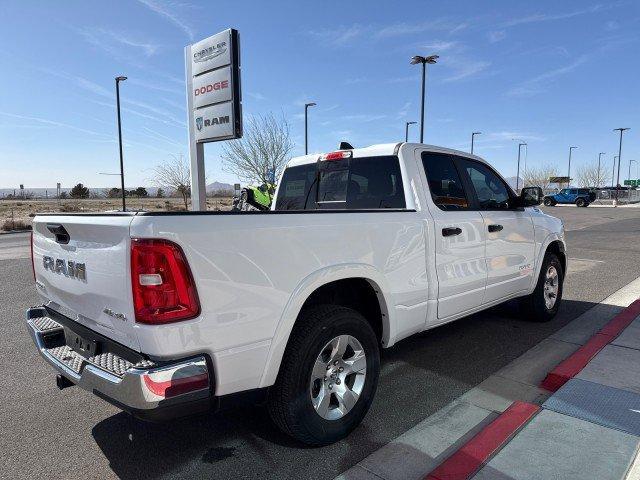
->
[1, 0, 639, 189]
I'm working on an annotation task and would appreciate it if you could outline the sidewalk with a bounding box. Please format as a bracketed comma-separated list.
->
[336, 277, 640, 480]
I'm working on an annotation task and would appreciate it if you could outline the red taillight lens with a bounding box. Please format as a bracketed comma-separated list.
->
[30, 231, 36, 281]
[131, 239, 200, 324]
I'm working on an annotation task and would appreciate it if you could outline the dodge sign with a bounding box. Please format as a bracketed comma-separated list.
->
[186, 29, 241, 143]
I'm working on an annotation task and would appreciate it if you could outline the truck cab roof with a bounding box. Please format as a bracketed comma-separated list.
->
[286, 142, 488, 168]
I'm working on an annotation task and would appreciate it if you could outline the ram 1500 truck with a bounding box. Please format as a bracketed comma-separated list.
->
[27, 143, 566, 446]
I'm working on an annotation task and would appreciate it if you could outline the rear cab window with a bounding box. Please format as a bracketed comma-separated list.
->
[275, 155, 406, 210]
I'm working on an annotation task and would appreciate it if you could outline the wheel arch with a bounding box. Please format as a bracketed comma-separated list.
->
[258, 265, 392, 388]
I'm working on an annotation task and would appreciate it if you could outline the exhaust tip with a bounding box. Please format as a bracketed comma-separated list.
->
[56, 374, 74, 390]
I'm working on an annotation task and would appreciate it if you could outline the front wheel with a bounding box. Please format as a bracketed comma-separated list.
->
[543, 197, 555, 206]
[520, 253, 563, 322]
[268, 305, 380, 446]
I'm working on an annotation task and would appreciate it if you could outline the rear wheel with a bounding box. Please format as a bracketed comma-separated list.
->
[268, 305, 380, 446]
[576, 198, 586, 207]
[520, 253, 563, 322]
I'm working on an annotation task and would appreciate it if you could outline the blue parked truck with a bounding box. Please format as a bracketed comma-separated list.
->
[543, 188, 597, 207]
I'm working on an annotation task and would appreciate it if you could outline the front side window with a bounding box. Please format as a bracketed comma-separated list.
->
[458, 158, 511, 210]
[421, 152, 469, 210]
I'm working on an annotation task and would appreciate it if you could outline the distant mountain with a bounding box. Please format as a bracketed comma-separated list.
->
[207, 181, 234, 193]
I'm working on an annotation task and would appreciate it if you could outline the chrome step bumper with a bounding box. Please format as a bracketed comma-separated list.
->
[26, 306, 211, 418]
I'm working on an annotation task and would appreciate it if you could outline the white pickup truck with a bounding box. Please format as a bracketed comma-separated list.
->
[27, 143, 566, 445]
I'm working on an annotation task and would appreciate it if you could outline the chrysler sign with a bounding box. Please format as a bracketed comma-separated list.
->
[186, 29, 241, 143]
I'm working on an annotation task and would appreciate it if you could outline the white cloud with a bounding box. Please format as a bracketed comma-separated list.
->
[488, 131, 545, 142]
[307, 25, 364, 46]
[442, 59, 491, 82]
[488, 30, 506, 43]
[136, 0, 194, 40]
[396, 101, 412, 119]
[246, 92, 267, 101]
[422, 40, 459, 52]
[502, 4, 608, 28]
[0, 111, 111, 138]
[507, 55, 588, 97]
[342, 114, 386, 122]
[376, 19, 468, 38]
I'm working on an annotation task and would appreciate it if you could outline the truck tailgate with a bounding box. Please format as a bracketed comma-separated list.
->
[32, 214, 140, 351]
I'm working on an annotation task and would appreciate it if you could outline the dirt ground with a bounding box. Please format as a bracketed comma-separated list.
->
[0, 196, 234, 231]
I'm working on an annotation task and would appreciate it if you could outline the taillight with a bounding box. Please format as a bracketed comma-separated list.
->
[130, 238, 200, 324]
[30, 231, 36, 281]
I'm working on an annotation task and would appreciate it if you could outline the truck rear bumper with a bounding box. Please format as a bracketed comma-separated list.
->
[25, 306, 213, 421]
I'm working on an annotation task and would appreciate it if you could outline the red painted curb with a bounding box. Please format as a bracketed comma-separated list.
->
[425, 401, 540, 480]
[540, 297, 640, 392]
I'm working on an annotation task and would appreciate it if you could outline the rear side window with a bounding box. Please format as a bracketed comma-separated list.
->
[274, 164, 317, 210]
[421, 152, 469, 210]
[275, 156, 406, 210]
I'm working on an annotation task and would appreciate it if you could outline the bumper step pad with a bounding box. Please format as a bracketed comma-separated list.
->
[30, 314, 155, 378]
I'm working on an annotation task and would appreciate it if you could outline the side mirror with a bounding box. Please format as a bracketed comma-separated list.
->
[519, 186, 543, 207]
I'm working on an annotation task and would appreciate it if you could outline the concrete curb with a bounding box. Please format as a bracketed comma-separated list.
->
[541, 298, 640, 391]
[425, 402, 539, 480]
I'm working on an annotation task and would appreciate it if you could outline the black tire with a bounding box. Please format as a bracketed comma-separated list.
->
[543, 197, 555, 206]
[584, 202, 590, 207]
[268, 305, 380, 446]
[576, 198, 586, 207]
[520, 253, 563, 322]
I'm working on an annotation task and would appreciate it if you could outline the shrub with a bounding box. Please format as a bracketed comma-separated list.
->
[2, 219, 32, 231]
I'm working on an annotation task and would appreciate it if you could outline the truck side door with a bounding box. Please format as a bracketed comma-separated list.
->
[455, 157, 536, 303]
[420, 151, 487, 319]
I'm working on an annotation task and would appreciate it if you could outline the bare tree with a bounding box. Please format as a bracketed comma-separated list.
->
[151, 154, 191, 209]
[221, 113, 293, 186]
[522, 164, 560, 190]
[576, 162, 609, 188]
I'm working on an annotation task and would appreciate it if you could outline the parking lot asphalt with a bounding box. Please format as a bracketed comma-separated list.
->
[2, 207, 640, 480]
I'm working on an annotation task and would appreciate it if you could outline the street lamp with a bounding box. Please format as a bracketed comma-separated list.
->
[115, 76, 127, 211]
[613, 155, 619, 188]
[304, 102, 316, 155]
[629, 159, 637, 185]
[567, 146, 577, 187]
[597, 152, 605, 188]
[614, 127, 630, 206]
[471, 132, 481, 154]
[513, 140, 527, 191]
[410, 54, 439, 143]
[405, 121, 417, 142]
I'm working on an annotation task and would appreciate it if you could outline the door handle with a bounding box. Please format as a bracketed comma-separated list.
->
[488, 224, 503, 232]
[442, 227, 462, 237]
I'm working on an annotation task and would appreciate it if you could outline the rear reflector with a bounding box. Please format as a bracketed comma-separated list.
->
[131, 239, 200, 324]
[143, 372, 209, 398]
[321, 151, 352, 161]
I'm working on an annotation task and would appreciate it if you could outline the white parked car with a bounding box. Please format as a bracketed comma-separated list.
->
[27, 143, 566, 445]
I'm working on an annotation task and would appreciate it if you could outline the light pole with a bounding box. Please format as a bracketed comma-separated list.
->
[115, 76, 127, 211]
[614, 128, 630, 206]
[405, 121, 417, 142]
[629, 159, 637, 185]
[471, 131, 481, 154]
[597, 152, 605, 188]
[410, 54, 439, 143]
[613, 155, 619, 188]
[567, 146, 577, 187]
[304, 102, 316, 155]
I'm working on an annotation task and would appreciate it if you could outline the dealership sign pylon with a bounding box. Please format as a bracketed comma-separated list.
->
[185, 29, 242, 210]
